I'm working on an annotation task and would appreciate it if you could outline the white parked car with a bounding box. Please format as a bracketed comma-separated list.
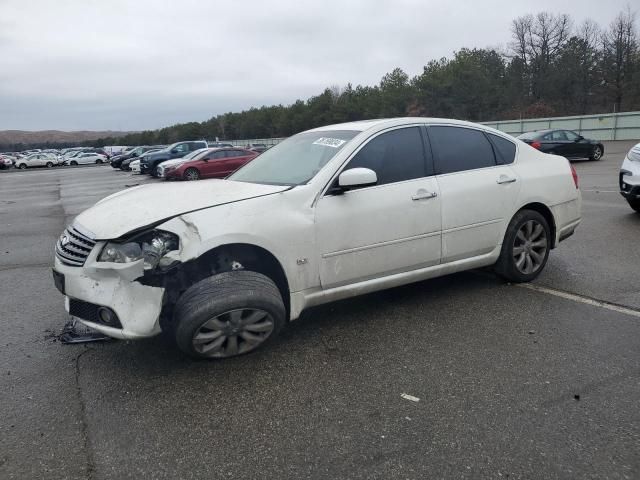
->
[620, 143, 640, 213]
[130, 159, 141, 174]
[53, 118, 581, 358]
[65, 152, 107, 166]
[15, 153, 58, 169]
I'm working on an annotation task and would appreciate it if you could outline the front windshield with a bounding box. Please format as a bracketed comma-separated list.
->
[181, 148, 208, 161]
[229, 130, 358, 185]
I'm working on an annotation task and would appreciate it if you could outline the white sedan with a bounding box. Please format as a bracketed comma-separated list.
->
[53, 117, 581, 358]
[65, 152, 108, 166]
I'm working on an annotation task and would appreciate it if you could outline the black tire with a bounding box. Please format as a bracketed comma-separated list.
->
[628, 199, 640, 213]
[95, 159, 103, 164]
[70, 161, 78, 166]
[19, 163, 26, 169]
[46, 162, 53, 168]
[494, 209, 551, 283]
[173, 271, 286, 359]
[590, 145, 603, 161]
[184, 168, 200, 181]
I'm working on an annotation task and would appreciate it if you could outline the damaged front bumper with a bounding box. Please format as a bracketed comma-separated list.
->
[53, 253, 165, 339]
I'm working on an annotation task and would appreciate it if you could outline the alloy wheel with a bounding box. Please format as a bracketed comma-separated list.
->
[513, 220, 547, 275]
[184, 168, 199, 181]
[592, 147, 602, 160]
[192, 308, 275, 358]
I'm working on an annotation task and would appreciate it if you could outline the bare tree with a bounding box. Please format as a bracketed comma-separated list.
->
[602, 6, 638, 111]
[511, 12, 572, 100]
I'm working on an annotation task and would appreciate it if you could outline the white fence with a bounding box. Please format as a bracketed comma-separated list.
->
[481, 111, 640, 141]
[221, 111, 640, 145]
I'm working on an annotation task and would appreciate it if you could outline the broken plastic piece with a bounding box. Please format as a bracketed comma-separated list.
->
[59, 318, 112, 344]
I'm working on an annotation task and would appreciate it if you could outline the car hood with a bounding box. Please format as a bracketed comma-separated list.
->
[73, 180, 289, 240]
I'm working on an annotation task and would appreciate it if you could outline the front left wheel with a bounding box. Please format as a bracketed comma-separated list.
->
[173, 271, 286, 359]
[494, 209, 551, 283]
[628, 199, 640, 213]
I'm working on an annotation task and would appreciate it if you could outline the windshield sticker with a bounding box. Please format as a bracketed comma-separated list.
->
[312, 137, 347, 148]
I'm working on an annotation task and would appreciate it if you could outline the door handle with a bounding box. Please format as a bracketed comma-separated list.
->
[412, 190, 438, 201]
[497, 175, 517, 185]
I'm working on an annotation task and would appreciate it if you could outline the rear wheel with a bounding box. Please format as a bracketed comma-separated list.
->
[590, 145, 603, 161]
[46, 162, 53, 168]
[628, 199, 640, 213]
[19, 163, 27, 169]
[173, 271, 286, 359]
[70, 161, 78, 166]
[494, 209, 551, 283]
[184, 168, 200, 181]
[95, 159, 103, 164]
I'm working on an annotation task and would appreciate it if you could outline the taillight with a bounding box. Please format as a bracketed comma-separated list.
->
[531, 141, 541, 150]
[570, 164, 579, 189]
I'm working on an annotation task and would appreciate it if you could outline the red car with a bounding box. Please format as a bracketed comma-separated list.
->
[163, 148, 258, 181]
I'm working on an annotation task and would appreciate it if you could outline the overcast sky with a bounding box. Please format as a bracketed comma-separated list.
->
[0, 0, 633, 131]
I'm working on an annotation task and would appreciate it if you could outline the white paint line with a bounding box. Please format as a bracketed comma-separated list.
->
[401, 393, 420, 402]
[516, 283, 640, 319]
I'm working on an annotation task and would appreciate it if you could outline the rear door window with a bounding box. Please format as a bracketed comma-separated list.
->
[429, 126, 497, 174]
[487, 133, 516, 165]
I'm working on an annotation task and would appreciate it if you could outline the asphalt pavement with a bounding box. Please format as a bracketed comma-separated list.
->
[0, 146, 638, 480]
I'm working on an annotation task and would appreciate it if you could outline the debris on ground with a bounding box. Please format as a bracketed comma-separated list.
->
[401, 393, 420, 402]
[59, 318, 112, 344]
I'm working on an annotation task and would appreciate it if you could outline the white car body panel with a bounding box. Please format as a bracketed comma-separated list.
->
[130, 159, 141, 174]
[68, 153, 106, 165]
[54, 117, 581, 339]
[75, 180, 289, 239]
[620, 143, 640, 209]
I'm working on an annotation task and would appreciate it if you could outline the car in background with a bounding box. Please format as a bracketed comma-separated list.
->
[156, 148, 210, 178]
[164, 147, 258, 181]
[620, 142, 640, 213]
[1, 155, 15, 169]
[15, 153, 58, 169]
[122, 148, 163, 171]
[65, 152, 108, 166]
[141, 141, 209, 176]
[111, 145, 163, 169]
[130, 159, 141, 174]
[209, 142, 234, 148]
[245, 143, 268, 153]
[517, 130, 604, 161]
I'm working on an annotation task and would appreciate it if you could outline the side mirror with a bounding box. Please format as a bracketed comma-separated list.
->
[170, 148, 178, 154]
[338, 168, 377, 191]
[575, 135, 584, 142]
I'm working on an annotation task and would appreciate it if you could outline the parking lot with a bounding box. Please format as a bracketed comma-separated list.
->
[1, 142, 638, 479]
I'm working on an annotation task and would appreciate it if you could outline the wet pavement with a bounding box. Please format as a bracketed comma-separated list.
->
[1, 145, 638, 479]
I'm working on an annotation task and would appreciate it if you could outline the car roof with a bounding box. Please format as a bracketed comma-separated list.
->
[306, 117, 512, 135]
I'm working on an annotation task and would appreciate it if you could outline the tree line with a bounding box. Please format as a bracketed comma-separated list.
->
[3, 8, 639, 151]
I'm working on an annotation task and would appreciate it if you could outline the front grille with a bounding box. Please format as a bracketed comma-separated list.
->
[55, 225, 96, 266]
